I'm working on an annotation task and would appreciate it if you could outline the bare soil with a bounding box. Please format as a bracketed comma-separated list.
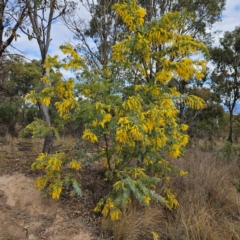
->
[0, 137, 107, 240]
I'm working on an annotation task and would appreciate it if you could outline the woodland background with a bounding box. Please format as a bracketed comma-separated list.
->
[1, 0, 240, 239]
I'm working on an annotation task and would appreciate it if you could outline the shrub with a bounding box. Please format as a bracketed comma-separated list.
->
[0, 103, 18, 135]
[25, 0, 208, 221]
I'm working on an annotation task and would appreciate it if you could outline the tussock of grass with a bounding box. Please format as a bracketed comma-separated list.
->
[101, 206, 167, 240]
[168, 149, 240, 240]
[102, 147, 240, 240]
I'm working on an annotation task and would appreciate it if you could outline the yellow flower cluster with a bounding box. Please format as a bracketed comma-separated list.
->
[116, 128, 130, 145]
[152, 136, 168, 151]
[55, 99, 76, 118]
[56, 80, 74, 99]
[122, 95, 142, 111]
[152, 232, 160, 240]
[148, 27, 170, 45]
[113, 180, 125, 191]
[144, 156, 153, 165]
[70, 160, 81, 170]
[135, 33, 150, 62]
[143, 195, 151, 205]
[179, 170, 188, 176]
[94, 198, 121, 221]
[110, 208, 122, 221]
[42, 76, 50, 84]
[155, 71, 172, 84]
[111, 6, 208, 84]
[44, 55, 59, 71]
[112, 0, 146, 31]
[60, 44, 84, 70]
[45, 158, 62, 173]
[112, 40, 130, 63]
[33, 152, 65, 172]
[102, 198, 121, 220]
[164, 188, 179, 210]
[50, 181, 63, 199]
[168, 144, 182, 158]
[82, 129, 98, 143]
[54, 80, 77, 119]
[39, 96, 51, 106]
[36, 176, 48, 191]
[184, 95, 206, 110]
[31, 148, 84, 201]
[180, 124, 188, 131]
[99, 113, 112, 128]
[129, 167, 145, 179]
[24, 91, 37, 104]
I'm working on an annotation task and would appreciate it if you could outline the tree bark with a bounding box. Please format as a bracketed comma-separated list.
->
[228, 110, 233, 143]
[38, 98, 53, 153]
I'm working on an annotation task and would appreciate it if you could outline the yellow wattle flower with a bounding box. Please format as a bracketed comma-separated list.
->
[70, 161, 81, 170]
[39, 96, 51, 106]
[51, 182, 63, 199]
[82, 129, 98, 143]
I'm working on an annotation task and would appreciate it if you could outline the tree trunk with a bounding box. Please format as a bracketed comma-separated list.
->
[42, 132, 53, 153]
[179, 102, 185, 121]
[228, 110, 233, 143]
[38, 92, 53, 153]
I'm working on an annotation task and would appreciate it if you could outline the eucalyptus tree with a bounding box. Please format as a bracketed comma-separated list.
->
[0, 0, 28, 56]
[0, 56, 42, 134]
[62, 0, 121, 69]
[21, 0, 75, 153]
[210, 27, 240, 142]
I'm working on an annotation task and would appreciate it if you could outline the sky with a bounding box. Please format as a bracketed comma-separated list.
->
[9, 0, 240, 62]
[210, 0, 240, 45]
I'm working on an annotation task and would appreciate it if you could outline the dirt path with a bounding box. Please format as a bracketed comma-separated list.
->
[0, 174, 97, 240]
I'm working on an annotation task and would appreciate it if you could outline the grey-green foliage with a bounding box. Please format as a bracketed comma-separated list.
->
[19, 118, 60, 140]
[216, 141, 240, 163]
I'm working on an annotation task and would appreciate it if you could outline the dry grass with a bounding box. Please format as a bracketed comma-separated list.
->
[101, 206, 167, 240]
[103, 147, 240, 240]
[57, 135, 77, 150]
[2, 134, 239, 239]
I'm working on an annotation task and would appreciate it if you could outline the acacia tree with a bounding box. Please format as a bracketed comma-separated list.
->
[26, 0, 208, 220]
[210, 27, 240, 142]
[21, 0, 74, 153]
[63, 0, 225, 121]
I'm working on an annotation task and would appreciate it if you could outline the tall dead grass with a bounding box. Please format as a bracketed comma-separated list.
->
[102, 147, 240, 240]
